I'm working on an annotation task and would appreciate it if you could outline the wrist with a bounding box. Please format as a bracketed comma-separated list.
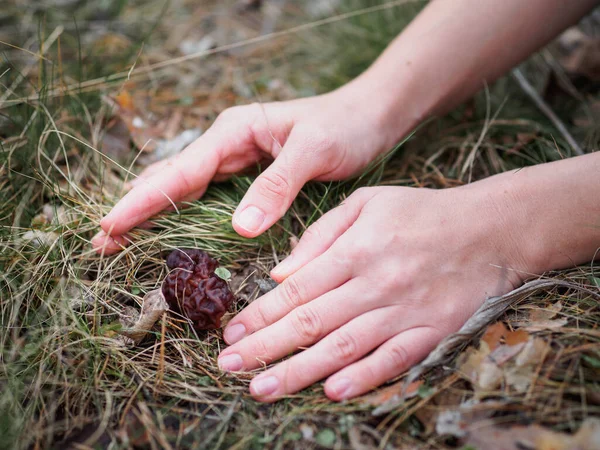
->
[463, 155, 600, 281]
[457, 176, 536, 287]
[331, 70, 425, 154]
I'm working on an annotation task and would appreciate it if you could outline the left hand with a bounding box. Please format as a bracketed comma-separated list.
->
[217, 181, 531, 401]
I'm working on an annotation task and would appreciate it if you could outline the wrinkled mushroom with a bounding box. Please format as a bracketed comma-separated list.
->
[162, 248, 235, 331]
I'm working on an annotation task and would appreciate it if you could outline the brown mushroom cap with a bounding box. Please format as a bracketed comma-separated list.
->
[162, 249, 234, 330]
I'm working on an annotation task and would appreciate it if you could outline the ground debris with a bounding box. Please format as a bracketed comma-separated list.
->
[462, 417, 600, 450]
[102, 91, 202, 165]
[20, 230, 60, 248]
[457, 321, 550, 393]
[558, 27, 600, 80]
[117, 289, 169, 346]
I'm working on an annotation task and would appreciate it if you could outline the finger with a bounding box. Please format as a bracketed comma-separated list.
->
[219, 277, 374, 371]
[129, 158, 174, 187]
[100, 133, 222, 236]
[246, 307, 399, 402]
[222, 247, 353, 345]
[91, 230, 130, 255]
[270, 188, 375, 282]
[181, 187, 207, 203]
[324, 326, 443, 401]
[232, 130, 331, 238]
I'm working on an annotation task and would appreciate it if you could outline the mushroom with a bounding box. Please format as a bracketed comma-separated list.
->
[162, 248, 235, 331]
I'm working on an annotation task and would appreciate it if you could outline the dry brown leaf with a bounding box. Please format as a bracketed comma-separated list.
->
[524, 318, 568, 332]
[436, 399, 499, 438]
[459, 323, 549, 392]
[529, 301, 562, 322]
[464, 417, 600, 450]
[458, 341, 491, 382]
[102, 91, 202, 165]
[515, 337, 549, 368]
[506, 338, 549, 392]
[360, 379, 423, 407]
[477, 360, 503, 390]
[482, 322, 507, 350]
[505, 329, 530, 346]
[489, 341, 526, 366]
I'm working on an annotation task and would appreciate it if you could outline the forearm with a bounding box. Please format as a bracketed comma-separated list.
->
[341, 0, 599, 148]
[478, 152, 600, 277]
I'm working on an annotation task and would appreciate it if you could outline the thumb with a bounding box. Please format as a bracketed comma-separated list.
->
[232, 131, 325, 238]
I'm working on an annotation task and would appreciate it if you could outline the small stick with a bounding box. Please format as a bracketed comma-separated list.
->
[512, 68, 584, 156]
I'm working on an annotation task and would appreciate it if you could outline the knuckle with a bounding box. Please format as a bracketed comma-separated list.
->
[344, 235, 373, 260]
[331, 330, 359, 361]
[310, 127, 334, 150]
[258, 169, 291, 203]
[252, 299, 271, 327]
[171, 163, 193, 196]
[386, 343, 410, 370]
[353, 187, 368, 198]
[361, 363, 379, 384]
[216, 105, 242, 122]
[291, 306, 323, 341]
[251, 338, 272, 364]
[328, 245, 353, 271]
[302, 221, 324, 243]
[280, 277, 304, 309]
[350, 187, 373, 203]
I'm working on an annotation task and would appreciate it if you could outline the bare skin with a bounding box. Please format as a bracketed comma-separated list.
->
[94, 0, 600, 401]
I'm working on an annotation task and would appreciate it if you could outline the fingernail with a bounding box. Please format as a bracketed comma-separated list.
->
[272, 254, 294, 278]
[251, 376, 279, 397]
[235, 206, 265, 233]
[328, 377, 352, 399]
[218, 354, 243, 372]
[223, 323, 247, 344]
[92, 230, 106, 240]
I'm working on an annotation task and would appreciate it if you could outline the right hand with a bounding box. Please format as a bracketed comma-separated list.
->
[92, 87, 401, 254]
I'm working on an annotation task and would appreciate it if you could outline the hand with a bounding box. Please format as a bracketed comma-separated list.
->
[93, 87, 401, 254]
[217, 181, 531, 401]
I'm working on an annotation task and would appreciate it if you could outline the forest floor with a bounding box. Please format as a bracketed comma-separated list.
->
[1, 1, 599, 449]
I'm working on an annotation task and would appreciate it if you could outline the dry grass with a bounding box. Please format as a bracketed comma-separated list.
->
[1, 1, 599, 449]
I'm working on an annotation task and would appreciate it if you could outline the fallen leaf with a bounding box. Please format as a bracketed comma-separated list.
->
[436, 410, 468, 438]
[115, 90, 135, 111]
[529, 301, 562, 322]
[477, 360, 503, 390]
[524, 318, 569, 331]
[459, 341, 491, 382]
[515, 337, 548, 367]
[488, 341, 526, 366]
[436, 399, 499, 438]
[482, 322, 507, 350]
[117, 289, 169, 345]
[506, 338, 549, 392]
[20, 230, 59, 248]
[463, 418, 600, 450]
[360, 379, 423, 407]
[505, 329, 530, 346]
[458, 323, 549, 393]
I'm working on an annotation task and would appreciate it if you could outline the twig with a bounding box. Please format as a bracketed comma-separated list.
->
[512, 68, 583, 156]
